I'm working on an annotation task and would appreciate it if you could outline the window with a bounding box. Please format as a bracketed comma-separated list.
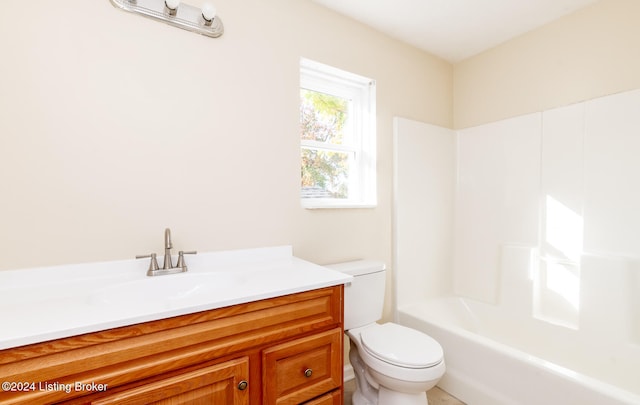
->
[300, 58, 376, 208]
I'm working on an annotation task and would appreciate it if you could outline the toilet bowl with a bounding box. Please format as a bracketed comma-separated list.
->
[326, 260, 446, 405]
[348, 323, 445, 405]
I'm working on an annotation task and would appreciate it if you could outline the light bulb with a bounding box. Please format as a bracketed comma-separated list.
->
[202, 3, 216, 22]
[165, 0, 180, 11]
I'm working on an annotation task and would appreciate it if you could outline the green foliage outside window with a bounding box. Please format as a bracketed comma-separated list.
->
[300, 90, 350, 198]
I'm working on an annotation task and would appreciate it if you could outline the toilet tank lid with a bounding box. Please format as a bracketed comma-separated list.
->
[325, 260, 385, 276]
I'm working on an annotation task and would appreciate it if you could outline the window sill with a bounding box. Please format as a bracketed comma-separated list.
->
[301, 199, 377, 210]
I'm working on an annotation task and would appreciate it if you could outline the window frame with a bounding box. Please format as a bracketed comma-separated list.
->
[300, 58, 377, 209]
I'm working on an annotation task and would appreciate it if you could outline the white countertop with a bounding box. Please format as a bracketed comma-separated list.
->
[0, 246, 352, 350]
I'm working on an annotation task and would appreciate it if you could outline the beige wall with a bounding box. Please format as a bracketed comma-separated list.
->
[454, 0, 640, 129]
[0, 0, 452, 279]
[7, 0, 634, 320]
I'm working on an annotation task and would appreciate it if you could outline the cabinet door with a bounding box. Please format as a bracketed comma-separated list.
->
[263, 328, 342, 405]
[92, 357, 249, 405]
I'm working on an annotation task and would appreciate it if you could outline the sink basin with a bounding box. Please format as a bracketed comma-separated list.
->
[89, 272, 244, 310]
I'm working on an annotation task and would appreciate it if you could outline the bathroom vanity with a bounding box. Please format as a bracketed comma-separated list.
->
[0, 246, 351, 404]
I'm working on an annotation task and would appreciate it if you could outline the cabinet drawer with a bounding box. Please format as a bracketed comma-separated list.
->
[263, 328, 342, 405]
[303, 390, 342, 405]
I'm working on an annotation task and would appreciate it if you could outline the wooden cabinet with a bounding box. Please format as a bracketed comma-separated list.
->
[0, 286, 343, 405]
[92, 357, 250, 405]
[263, 329, 342, 405]
[302, 391, 342, 405]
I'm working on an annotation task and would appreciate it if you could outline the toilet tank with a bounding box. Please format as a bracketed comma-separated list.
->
[325, 260, 386, 330]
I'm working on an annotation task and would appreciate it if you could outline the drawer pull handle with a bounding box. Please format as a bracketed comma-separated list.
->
[237, 380, 248, 391]
[304, 368, 313, 378]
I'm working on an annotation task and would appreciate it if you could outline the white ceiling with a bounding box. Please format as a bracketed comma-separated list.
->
[310, 0, 600, 62]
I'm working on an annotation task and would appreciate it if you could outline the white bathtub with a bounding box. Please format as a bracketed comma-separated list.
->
[398, 297, 640, 405]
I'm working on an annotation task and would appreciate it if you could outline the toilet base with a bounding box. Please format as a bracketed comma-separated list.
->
[350, 384, 429, 405]
[349, 338, 436, 405]
[379, 386, 428, 404]
[350, 340, 378, 404]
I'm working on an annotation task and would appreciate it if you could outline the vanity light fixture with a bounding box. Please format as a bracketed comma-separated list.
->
[109, 0, 224, 38]
[201, 3, 216, 25]
[164, 0, 180, 16]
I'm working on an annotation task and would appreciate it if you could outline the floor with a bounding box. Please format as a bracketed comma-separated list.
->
[344, 379, 465, 405]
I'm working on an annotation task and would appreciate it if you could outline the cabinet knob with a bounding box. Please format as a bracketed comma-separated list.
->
[304, 368, 313, 378]
[237, 380, 248, 390]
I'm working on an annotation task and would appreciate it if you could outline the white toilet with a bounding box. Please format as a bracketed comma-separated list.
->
[327, 260, 445, 405]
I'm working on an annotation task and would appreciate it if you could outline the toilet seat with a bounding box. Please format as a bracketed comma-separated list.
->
[360, 323, 443, 369]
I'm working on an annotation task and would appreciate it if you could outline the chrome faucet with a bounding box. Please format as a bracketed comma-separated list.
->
[136, 228, 197, 276]
[163, 228, 173, 270]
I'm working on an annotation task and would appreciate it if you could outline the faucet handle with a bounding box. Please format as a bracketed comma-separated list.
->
[176, 250, 197, 270]
[136, 253, 160, 272]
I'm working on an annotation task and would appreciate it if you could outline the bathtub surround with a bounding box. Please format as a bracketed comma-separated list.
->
[394, 86, 640, 403]
[393, 118, 455, 310]
[423, 5, 640, 400]
[454, 114, 541, 304]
